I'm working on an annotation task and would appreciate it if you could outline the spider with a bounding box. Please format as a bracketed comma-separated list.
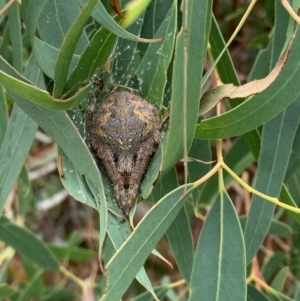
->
[87, 90, 160, 216]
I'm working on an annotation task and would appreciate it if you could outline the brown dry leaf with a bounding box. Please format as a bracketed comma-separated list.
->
[110, 0, 124, 18]
[199, 42, 291, 116]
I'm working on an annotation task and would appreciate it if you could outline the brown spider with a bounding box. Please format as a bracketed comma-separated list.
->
[87, 90, 160, 216]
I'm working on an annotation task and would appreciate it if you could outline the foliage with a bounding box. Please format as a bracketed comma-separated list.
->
[1, 0, 300, 300]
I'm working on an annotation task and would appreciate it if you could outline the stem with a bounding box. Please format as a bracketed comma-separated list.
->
[60, 266, 88, 292]
[280, 0, 300, 24]
[0, 0, 20, 16]
[222, 163, 300, 214]
[193, 162, 221, 188]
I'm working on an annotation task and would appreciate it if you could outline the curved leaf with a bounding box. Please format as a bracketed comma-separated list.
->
[0, 58, 90, 110]
[77, 0, 161, 43]
[5, 57, 103, 193]
[196, 23, 300, 139]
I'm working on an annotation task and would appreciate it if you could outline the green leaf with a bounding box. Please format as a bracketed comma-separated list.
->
[285, 126, 300, 181]
[139, 0, 173, 45]
[161, 0, 212, 173]
[239, 216, 292, 238]
[247, 284, 272, 301]
[0, 63, 39, 214]
[53, 0, 98, 98]
[262, 252, 288, 282]
[106, 212, 158, 300]
[65, 27, 117, 91]
[20, 0, 48, 43]
[0, 57, 91, 110]
[33, 37, 80, 80]
[37, 0, 88, 53]
[0, 217, 59, 270]
[18, 165, 33, 217]
[77, 0, 160, 43]
[20, 256, 44, 298]
[131, 285, 169, 301]
[101, 183, 194, 301]
[294, 285, 300, 301]
[49, 244, 97, 262]
[59, 150, 98, 209]
[167, 206, 194, 284]
[86, 177, 108, 267]
[0, 284, 17, 299]
[189, 190, 246, 301]
[150, 168, 194, 284]
[8, 1, 22, 73]
[0, 85, 8, 148]
[112, 13, 144, 85]
[209, 14, 239, 86]
[15, 271, 44, 301]
[135, 1, 176, 109]
[271, 267, 289, 292]
[244, 99, 300, 264]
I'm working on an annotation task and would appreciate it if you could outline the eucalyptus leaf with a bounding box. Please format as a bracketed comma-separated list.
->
[189, 190, 246, 301]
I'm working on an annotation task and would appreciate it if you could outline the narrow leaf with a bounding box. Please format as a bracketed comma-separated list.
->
[0, 85, 8, 148]
[66, 27, 117, 91]
[0, 284, 17, 299]
[33, 37, 80, 80]
[77, 0, 162, 43]
[151, 168, 194, 283]
[135, 1, 176, 109]
[162, 0, 212, 173]
[53, 0, 98, 97]
[0, 217, 59, 270]
[247, 284, 272, 301]
[20, 0, 48, 43]
[0, 57, 90, 110]
[101, 184, 194, 301]
[189, 190, 246, 301]
[244, 98, 300, 264]
[37, 0, 88, 53]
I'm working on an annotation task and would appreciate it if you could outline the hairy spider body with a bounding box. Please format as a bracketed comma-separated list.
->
[88, 91, 160, 215]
